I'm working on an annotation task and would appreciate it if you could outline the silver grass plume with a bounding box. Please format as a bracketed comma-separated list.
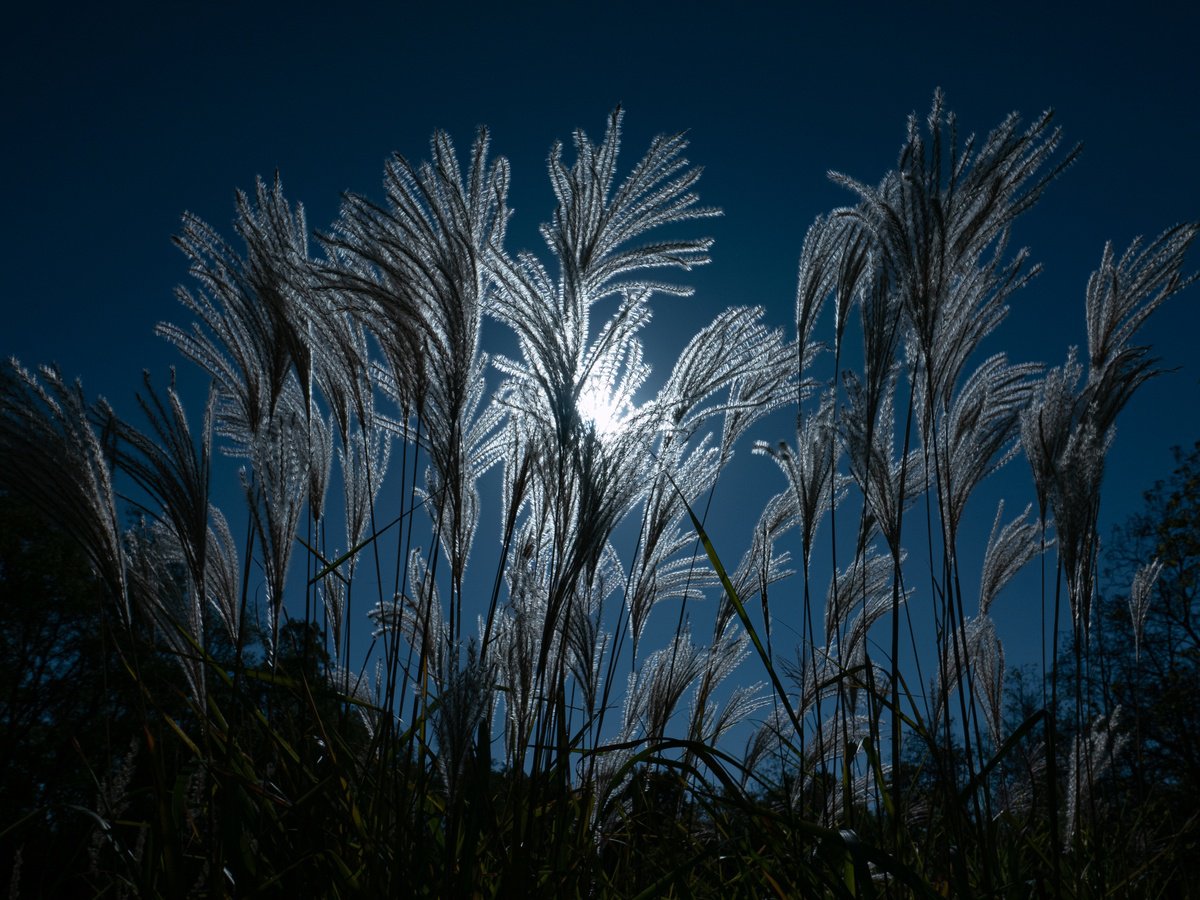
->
[305, 285, 373, 448]
[832, 90, 1076, 427]
[621, 629, 706, 743]
[839, 571, 911, 679]
[719, 332, 807, 465]
[935, 355, 1041, 542]
[1020, 348, 1083, 521]
[978, 500, 1041, 619]
[820, 758, 885, 826]
[1053, 419, 1112, 634]
[793, 213, 868, 359]
[434, 641, 494, 804]
[1020, 225, 1196, 635]
[157, 180, 321, 657]
[755, 389, 845, 571]
[0, 363, 128, 620]
[623, 303, 795, 651]
[306, 407, 333, 525]
[931, 612, 1006, 746]
[98, 372, 248, 679]
[89, 738, 140, 878]
[488, 107, 718, 463]
[491, 591, 543, 756]
[626, 435, 720, 652]
[370, 547, 497, 769]
[824, 548, 898, 653]
[369, 548, 447, 691]
[545, 404, 656, 635]
[538, 107, 718, 307]
[724, 488, 799, 607]
[806, 714, 874, 773]
[230, 177, 320, 416]
[701, 488, 797, 713]
[688, 614, 766, 747]
[653, 304, 796, 452]
[742, 708, 789, 787]
[329, 127, 510, 602]
[1066, 706, 1129, 838]
[692, 681, 768, 749]
[822, 547, 910, 716]
[854, 243, 904, 405]
[242, 383, 311, 658]
[485, 111, 725, 681]
[1021, 349, 1105, 631]
[489, 286, 650, 466]
[1082, 224, 1199, 435]
[319, 576, 346, 666]
[157, 177, 315, 450]
[489, 284, 657, 613]
[564, 542, 621, 722]
[205, 503, 241, 645]
[783, 648, 842, 719]
[338, 422, 391, 578]
[1128, 558, 1163, 662]
[124, 518, 205, 704]
[422, 358, 506, 600]
[966, 615, 1005, 749]
[327, 659, 383, 739]
[841, 369, 926, 556]
[97, 373, 214, 636]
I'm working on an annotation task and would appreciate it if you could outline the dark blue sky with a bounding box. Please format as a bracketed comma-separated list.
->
[4, 2, 1197, 675]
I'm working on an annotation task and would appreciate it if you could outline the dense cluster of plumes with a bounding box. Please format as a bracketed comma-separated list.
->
[1, 94, 1195, 861]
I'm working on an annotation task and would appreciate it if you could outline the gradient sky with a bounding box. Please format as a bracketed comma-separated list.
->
[4, 2, 1198, 684]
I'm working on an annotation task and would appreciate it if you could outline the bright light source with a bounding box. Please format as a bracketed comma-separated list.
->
[577, 380, 626, 437]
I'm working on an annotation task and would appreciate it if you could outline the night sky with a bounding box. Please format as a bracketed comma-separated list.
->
[4, 3, 1198, 682]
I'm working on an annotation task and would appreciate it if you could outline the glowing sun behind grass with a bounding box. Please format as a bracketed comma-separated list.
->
[577, 379, 628, 438]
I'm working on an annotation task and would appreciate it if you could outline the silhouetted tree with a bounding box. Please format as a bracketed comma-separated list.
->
[1077, 441, 1200, 875]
